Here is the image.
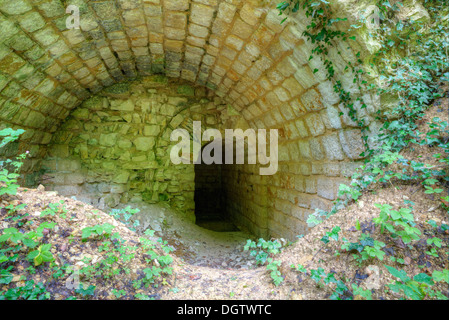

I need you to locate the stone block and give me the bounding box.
[134,137,155,151]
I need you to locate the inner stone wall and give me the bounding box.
[42,77,232,221]
[222,162,268,238]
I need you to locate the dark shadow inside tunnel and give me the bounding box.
[193,143,240,232]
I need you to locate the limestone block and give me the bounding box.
[322,133,345,161]
[191,3,215,27]
[339,129,366,160]
[264,9,286,33]
[317,177,336,200]
[300,89,323,111]
[118,139,132,149]
[294,65,318,89]
[317,81,340,105]
[231,18,253,40]
[304,113,325,137]
[122,9,145,27]
[164,0,189,11]
[113,171,130,184]
[282,77,304,98]
[298,140,311,160]
[54,185,81,196]
[276,57,298,78]
[217,2,237,23]
[134,137,155,151]
[109,99,135,111]
[34,27,59,47]
[99,133,118,147]
[64,172,85,185]
[18,11,45,32]
[144,125,161,136]
[309,138,324,161]
[323,104,342,129]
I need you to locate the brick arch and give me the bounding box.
[0,0,391,239]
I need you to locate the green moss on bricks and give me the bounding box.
[206,83,217,91]
[54,16,69,31]
[24,169,45,188]
[177,85,195,97]
[151,64,165,74]
[141,191,153,203]
[0,101,20,119]
[104,82,130,95]
[82,96,104,110]
[151,75,168,84]
[0,141,19,158]
[227,105,240,116]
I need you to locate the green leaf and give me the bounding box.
[413,273,434,286]
[432,270,449,283]
[27,250,39,260]
[385,265,410,282]
[40,251,54,262]
[34,255,44,266]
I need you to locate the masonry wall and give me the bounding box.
[222,162,268,238]
[42,78,232,222]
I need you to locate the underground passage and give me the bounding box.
[194,147,229,231]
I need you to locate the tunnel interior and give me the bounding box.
[194,160,237,232]
[193,142,244,233]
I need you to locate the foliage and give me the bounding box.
[244,238,283,265]
[341,233,386,265]
[109,206,141,232]
[40,201,68,219]
[27,244,54,267]
[244,238,285,286]
[0,128,27,197]
[0,280,50,300]
[320,226,341,244]
[81,223,115,241]
[385,265,448,300]
[373,204,421,244]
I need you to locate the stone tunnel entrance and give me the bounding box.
[0,0,384,243]
[193,143,241,232]
[194,161,233,232]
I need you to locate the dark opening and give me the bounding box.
[194,144,239,232]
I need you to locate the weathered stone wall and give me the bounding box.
[222,162,268,238]
[42,77,231,222]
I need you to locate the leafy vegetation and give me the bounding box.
[244,238,286,285]
[276,0,448,300]
[0,129,175,300]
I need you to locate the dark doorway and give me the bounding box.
[193,145,239,232]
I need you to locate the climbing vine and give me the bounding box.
[277,0,369,147]
[277,0,449,227]
[271,0,449,300]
